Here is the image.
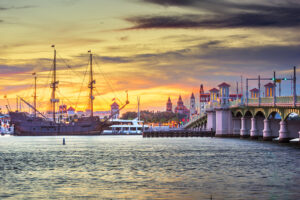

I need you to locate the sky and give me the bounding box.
[0,0,300,113]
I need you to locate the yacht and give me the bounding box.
[102,118,149,135]
[0,115,14,135]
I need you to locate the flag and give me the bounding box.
[112,98,115,101]
[3,95,7,99]
[32,72,36,75]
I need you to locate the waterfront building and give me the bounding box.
[76,110,84,117]
[93,111,111,119]
[111,101,120,119]
[174,95,190,116]
[250,88,259,98]
[59,105,67,114]
[67,107,75,116]
[190,93,197,118]
[209,88,219,103]
[264,82,275,97]
[229,94,243,101]
[218,82,230,105]
[166,97,172,112]
[199,84,210,114]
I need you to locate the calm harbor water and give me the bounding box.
[0,136,299,200]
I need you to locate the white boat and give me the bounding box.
[0,116,14,135]
[102,118,149,135]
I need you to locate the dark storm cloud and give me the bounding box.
[126,8,300,29]
[142,0,299,12]
[198,45,300,67]
[91,43,300,73]
[142,0,201,7]
[129,0,300,29]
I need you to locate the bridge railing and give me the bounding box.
[276,96,293,104]
[229,99,242,107]
[248,98,258,104]
[260,97,273,104]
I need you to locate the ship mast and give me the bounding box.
[88,50,95,117]
[50,45,59,122]
[33,72,37,118]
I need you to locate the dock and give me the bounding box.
[143,130,215,138]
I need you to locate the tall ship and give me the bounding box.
[9,46,128,136]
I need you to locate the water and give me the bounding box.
[0,136,299,200]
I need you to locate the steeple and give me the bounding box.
[190,92,196,118]
[200,84,204,94]
[177,95,183,106]
[166,97,172,112]
[191,93,195,99]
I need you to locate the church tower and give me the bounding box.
[166,97,172,112]
[200,84,204,94]
[190,93,196,118]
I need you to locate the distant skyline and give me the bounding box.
[1,0,300,112]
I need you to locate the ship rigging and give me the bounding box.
[9,45,129,136]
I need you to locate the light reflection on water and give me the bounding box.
[0,136,299,200]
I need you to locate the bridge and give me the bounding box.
[184,67,300,143]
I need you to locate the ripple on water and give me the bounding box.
[0,136,299,200]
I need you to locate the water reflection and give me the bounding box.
[0,136,299,199]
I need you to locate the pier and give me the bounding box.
[143,129,215,138]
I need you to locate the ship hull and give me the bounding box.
[10,112,110,136]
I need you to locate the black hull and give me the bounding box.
[10,112,110,136]
[14,131,102,136]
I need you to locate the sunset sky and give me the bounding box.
[1,0,300,113]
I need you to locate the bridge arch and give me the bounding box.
[267,108,283,120]
[283,109,300,121]
[244,110,253,118]
[254,108,267,118]
[233,109,244,117]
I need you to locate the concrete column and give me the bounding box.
[215,109,230,137]
[232,117,241,137]
[250,117,259,139]
[240,117,249,138]
[279,120,290,143]
[206,111,216,131]
[263,119,272,141]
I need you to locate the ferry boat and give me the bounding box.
[102,118,149,135]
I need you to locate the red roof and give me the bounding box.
[264,82,275,87]
[250,88,259,92]
[200,93,210,97]
[111,102,119,107]
[229,94,243,97]
[67,107,75,111]
[218,82,230,87]
[209,88,219,92]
